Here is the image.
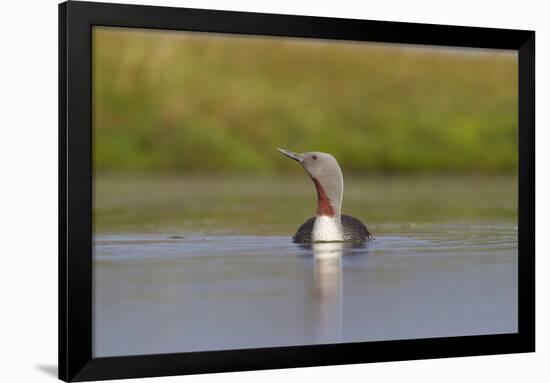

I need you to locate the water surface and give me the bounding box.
[93,176,517,357]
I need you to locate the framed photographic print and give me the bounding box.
[59,1,535,381]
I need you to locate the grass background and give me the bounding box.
[92,27,518,175]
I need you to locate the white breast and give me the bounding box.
[312,216,344,242]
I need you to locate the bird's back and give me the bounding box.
[292,215,373,243]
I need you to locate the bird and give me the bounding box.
[277,148,374,243]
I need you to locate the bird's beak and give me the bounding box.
[277,148,304,162]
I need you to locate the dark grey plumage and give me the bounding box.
[292,215,374,243]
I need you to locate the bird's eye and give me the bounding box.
[312,155,317,160]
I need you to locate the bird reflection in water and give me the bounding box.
[304,242,370,344]
[312,242,344,343]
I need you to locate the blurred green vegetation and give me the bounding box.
[93,175,517,234]
[93,28,518,174]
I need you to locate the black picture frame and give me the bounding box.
[59,1,535,381]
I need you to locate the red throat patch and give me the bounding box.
[312,177,334,217]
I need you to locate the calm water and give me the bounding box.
[93,176,518,357]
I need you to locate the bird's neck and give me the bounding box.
[311,176,343,219]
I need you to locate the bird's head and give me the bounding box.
[277,148,343,217]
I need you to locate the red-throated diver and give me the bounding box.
[278,148,373,243]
